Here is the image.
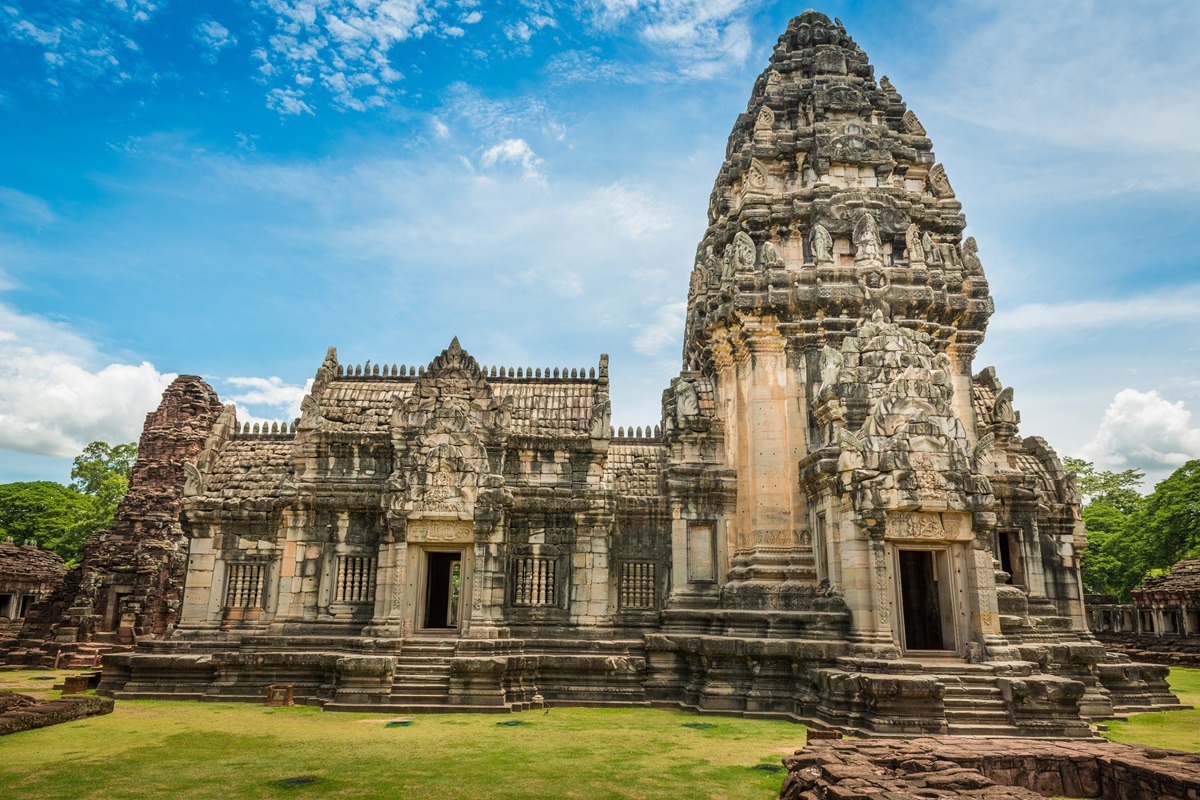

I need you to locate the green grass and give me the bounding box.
[0,671,803,800]
[4,668,1197,799]
[1102,667,1200,752]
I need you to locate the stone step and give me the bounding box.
[324,700,513,714]
[946,723,1022,736]
[944,698,1006,711]
[393,681,451,695]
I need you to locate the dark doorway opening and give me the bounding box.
[424,552,462,630]
[898,550,953,651]
[997,531,1014,583]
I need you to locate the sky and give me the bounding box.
[0,0,1198,491]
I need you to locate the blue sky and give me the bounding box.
[1,0,1198,489]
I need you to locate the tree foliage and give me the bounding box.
[1074,457,1200,600]
[0,440,136,565]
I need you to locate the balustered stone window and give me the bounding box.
[225,563,266,609]
[619,562,656,610]
[336,556,377,604]
[513,557,557,607]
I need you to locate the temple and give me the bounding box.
[9,10,1180,736]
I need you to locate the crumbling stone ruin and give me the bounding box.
[0,541,66,648]
[3,376,224,667]
[778,736,1200,800]
[1091,559,1200,668]
[66,10,1183,735]
[0,691,114,737]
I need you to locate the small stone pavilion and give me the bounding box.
[1090,560,1200,667]
[13,11,1181,736]
[0,541,66,645]
[1090,560,1200,638]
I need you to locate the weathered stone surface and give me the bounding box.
[4,376,224,665]
[81,10,1177,734]
[778,736,1200,800]
[0,692,114,736]
[0,542,66,647]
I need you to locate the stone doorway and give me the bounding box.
[897,549,956,653]
[421,551,462,631]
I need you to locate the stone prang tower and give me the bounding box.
[84,11,1180,736]
[648,9,1167,728]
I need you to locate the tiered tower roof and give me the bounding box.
[683,9,992,370]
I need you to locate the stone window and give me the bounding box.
[619,562,656,609]
[513,557,557,607]
[225,563,266,609]
[0,593,12,618]
[336,556,377,604]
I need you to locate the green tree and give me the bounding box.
[1063,457,1146,514]
[1137,459,1200,571]
[0,481,94,564]
[71,440,137,512]
[1068,457,1149,598]
[0,440,137,565]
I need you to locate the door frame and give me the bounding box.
[890,544,964,657]
[411,544,471,635]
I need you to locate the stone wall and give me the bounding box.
[779,736,1200,800]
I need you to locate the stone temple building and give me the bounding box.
[0,541,66,648]
[38,10,1184,735]
[1089,560,1200,668]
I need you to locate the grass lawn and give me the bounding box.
[1102,667,1200,752]
[3,667,1198,800]
[0,670,803,800]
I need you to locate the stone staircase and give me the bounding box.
[54,642,130,670]
[387,639,459,711]
[941,671,1019,736]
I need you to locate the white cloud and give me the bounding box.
[480,138,544,182]
[194,19,236,63]
[442,82,562,141]
[631,301,685,357]
[582,0,755,80]
[429,116,450,139]
[461,11,482,25]
[3,1,157,88]
[0,187,58,226]
[252,0,433,113]
[222,376,312,423]
[0,297,173,458]
[586,181,678,239]
[927,1,1200,191]
[995,285,1200,332]
[1080,389,1200,472]
[267,86,314,115]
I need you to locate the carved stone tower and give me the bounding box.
[666,9,1055,661]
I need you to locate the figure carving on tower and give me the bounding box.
[811,223,834,266]
[720,245,735,282]
[962,236,983,274]
[922,231,943,265]
[860,269,892,320]
[675,379,700,425]
[589,396,611,439]
[853,213,883,266]
[760,240,782,268]
[733,231,757,272]
[905,223,924,266]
